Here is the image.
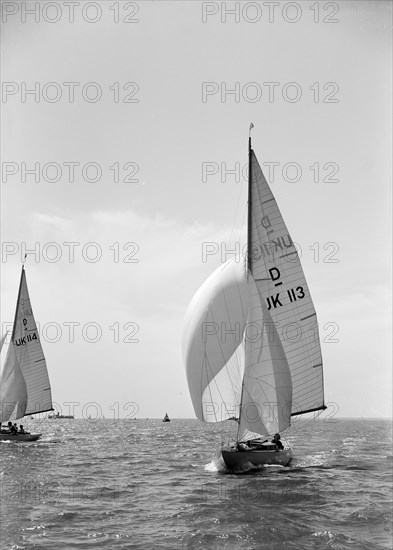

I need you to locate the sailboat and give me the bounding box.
[183,126,326,470]
[48,411,74,419]
[0,266,53,442]
[163,413,170,422]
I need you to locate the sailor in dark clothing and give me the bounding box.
[19,425,25,434]
[271,433,284,450]
[10,423,18,435]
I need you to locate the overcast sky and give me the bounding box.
[1,0,391,419]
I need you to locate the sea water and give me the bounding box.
[0,418,392,549]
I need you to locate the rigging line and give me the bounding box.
[202,308,239,422]
[204,350,237,423]
[204,344,231,423]
[219,259,246,390]
[206,261,245,416]
[205,355,219,423]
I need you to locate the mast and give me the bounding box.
[236,124,254,443]
[247,123,253,277]
[10,265,25,341]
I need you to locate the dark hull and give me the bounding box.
[222,447,292,469]
[0,433,41,442]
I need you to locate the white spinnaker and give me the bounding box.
[238,273,292,441]
[9,269,52,416]
[249,150,325,415]
[0,333,7,352]
[0,343,28,422]
[183,258,248,422]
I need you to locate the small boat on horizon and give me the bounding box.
[0,265,54,442]
[183,125,326,470]
[48,412,74,419]
[163,413,170,422]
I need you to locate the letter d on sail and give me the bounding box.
[269,267,281,284]
[261,216,271,229]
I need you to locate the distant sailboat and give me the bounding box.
[163,413,170,422]
[0,266,53,442]
[48,411,74,419]
[183,126,326,469]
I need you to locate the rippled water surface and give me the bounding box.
[1,418,392,549]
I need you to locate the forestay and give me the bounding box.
[238,272,292,441]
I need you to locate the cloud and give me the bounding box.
[1,206,246,417]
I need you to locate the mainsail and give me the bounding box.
[249,149,325,416]
[0,267,53,422]
[183,133,325,441]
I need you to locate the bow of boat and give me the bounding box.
[0,433,42,442]
[222,446,292,469]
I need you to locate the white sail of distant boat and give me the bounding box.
[0,266,53,441]
[183,126,326,469]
